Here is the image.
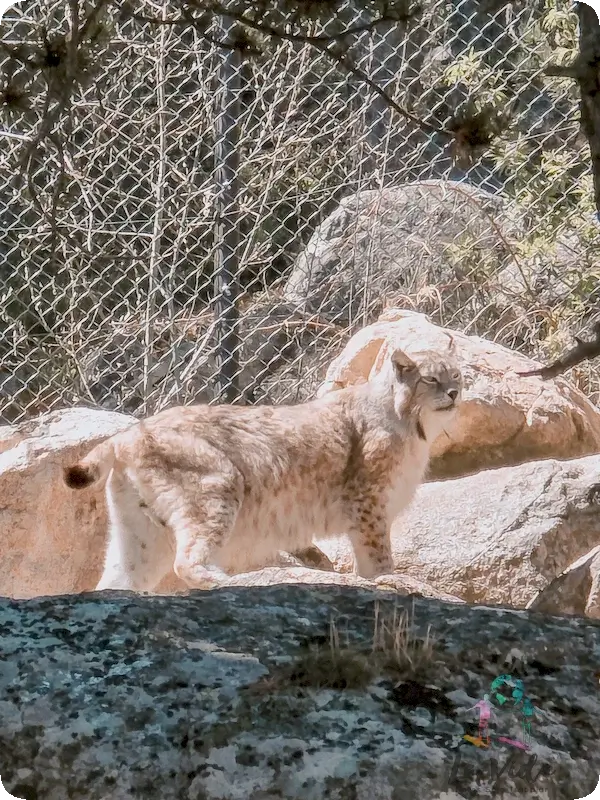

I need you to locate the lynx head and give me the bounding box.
[389,338,462,439]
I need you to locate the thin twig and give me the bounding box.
[517,322,600,379]
[443,181,532,297]
[135,6,416,44]
[158,319,219,408]
[137,5,445,137]
[313,42,445,137]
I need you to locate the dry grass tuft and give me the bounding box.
[370,601,436,679]
[249,601,437,694]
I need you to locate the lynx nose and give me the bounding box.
[447,389,459,402]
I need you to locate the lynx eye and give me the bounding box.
[451,372,461,381]
[421,376,437,384]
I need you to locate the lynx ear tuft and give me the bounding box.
[390,348,418,376]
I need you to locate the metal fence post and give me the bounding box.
[212,14,241,404]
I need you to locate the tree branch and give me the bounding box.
[133,8,406,43]
[544,63,580,79]
[80,0,112,40]
[517,322,600,379]
[313,41,446,136]
[136,3,448,138]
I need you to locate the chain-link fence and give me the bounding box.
[0,0,597,425]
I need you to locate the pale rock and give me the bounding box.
[0,407,134,598]
[283,180,584,351]
[215,566,464,603]
[221,566,377,589]
[372,573,466,603]
[318,308,600,478]
[527,544,600,618]
[274,545,336,572]
[316,454,600,609]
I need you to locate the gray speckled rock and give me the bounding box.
[283,182,515,328]
[0,587,599,800]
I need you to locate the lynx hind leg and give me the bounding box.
[97,469,174,592]
[168,471,243,589]
[346,497,394,580]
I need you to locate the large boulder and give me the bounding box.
[284,180,519,329]
[317,309,600,479]
[0,407,135,598]
[0,588,598,799]
[317,453,600,609]
[526,545,600,619]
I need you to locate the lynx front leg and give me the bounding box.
[347,502,394,580]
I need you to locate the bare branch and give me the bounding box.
[325,48,444,136]
[133,9,403,43]
[544,63,580,79]
[517,322,600,379]
[137,3,447,138]
[15,0,110,257]
[80,0,112,40]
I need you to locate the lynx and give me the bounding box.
[64,344,462,592]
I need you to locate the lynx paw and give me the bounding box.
[177,564,229,590]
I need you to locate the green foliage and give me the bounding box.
[437,0,600,375]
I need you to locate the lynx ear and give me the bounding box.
[390,348,418,377]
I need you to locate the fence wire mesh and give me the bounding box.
[0,0,597,424]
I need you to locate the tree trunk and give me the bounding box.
[574,3,600,217]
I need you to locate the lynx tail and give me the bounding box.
[63,439,115,490]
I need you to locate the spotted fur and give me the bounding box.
[64,346,462,591]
